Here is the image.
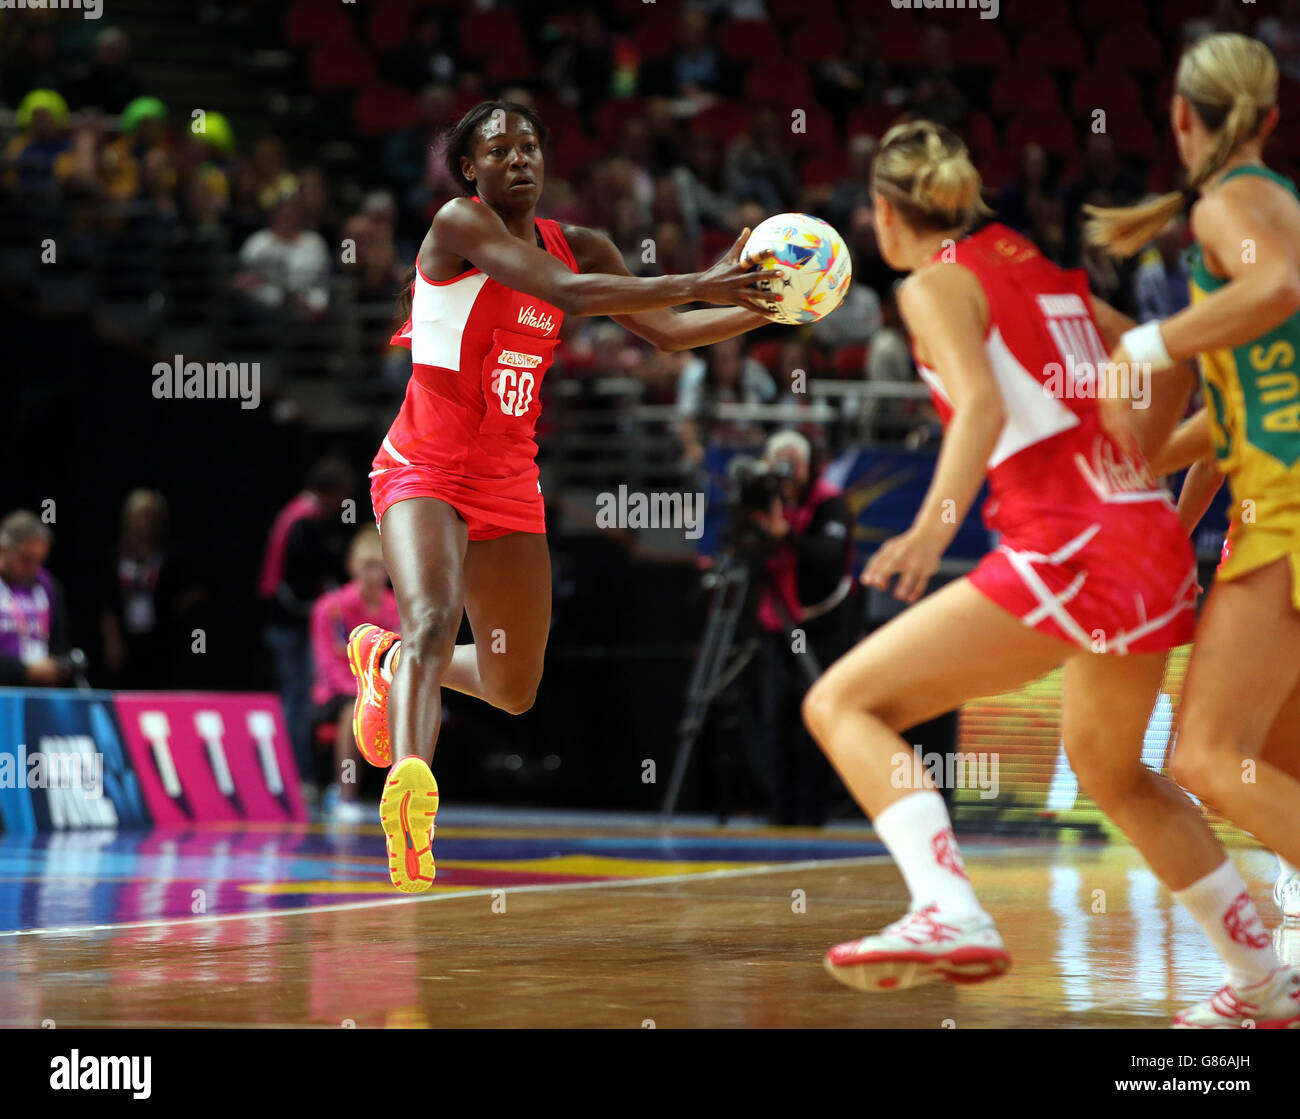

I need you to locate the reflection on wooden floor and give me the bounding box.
[0,820,1292,1028]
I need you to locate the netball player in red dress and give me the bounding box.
[346,101,785,892]
[801,122,1298,1027]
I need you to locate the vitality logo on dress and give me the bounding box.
[517,306,556,334]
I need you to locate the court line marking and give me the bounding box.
[0,854,893,939]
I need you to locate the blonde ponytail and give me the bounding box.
[873,120,991,233]
[1086,33,1278,258]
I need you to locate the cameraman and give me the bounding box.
[0,509,72,687]
[745,432,858,825]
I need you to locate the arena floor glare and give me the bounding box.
[0,819,1289,1029]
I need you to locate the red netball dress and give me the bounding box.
[914,223,1197,653]
[371,195,577,539]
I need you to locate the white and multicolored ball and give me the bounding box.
[744,213,852,325]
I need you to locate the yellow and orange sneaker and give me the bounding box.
[379,755,439,892]
[346,623,399,768]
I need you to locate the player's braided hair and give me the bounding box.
[1086,33,1279,258]
[872,120,991,233]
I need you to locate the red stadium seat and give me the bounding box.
[1002,0,1069,28]
[978,148,1017,191]
[630,16,678,61]
[366,0,415,51]
[876,23,926,67]
[990,68,1062,118]
[801,151,845,187]
[965,111,998,160]
[833,342,868,377]
[309,38,375,92]
[1112,116,1160,159]
[596,98,647,147]
[789,21,848,64]
[744,66,815,107]
[1159,0,1218,36]
[690,100,753,145]
[1006,111,1078,159]
[1146,146,1182,192]
[547,132,602,182]
[949,23,1010,70]
[286,0,353,47]
[747,337,783,371]
[354,82,421,136]
[1075,1,1152,34]
[1096,28,1166,74]
[1071,69,1144,120]
[458,8,528,63]
[485,46,537,84]
[1015,25,1087,72]
[846,104,905,140]
[716,19,784,62]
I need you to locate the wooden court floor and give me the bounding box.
[0,831,1290,1028]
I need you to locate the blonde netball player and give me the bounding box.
[801,120,1299,1028]
[1089,35,1300,997]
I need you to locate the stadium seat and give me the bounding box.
[744,66,815,107]
[784,104,838,152]
[990,68,1062,118]
[596,98,648,147]
[801,151,845,187]
[789,21,848,64]
[748,337,783,371]
[366,0,416,51]
[630,16,678,61]
[717,19,784,63]
[1071,69,1145,120]
[1002,0,1069,28]
[1096,28,1166,73]
[690,100,753,145]
[950,23,1010,70]
[846,103,904,140]
[833,342,868,377]
[1112,116,1160,159]
[354,82,421,136]
[1006,111,1078,159]
[309,38,376,92]
[875,23,926,67]
[965,111,999,160]
[458,8,529,64]
[1014,25,1087,72]
[286,0,354,48]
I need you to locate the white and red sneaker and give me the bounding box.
[823,904,1011,992]
[1172,967,1300,1029]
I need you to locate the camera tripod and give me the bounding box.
[659,553,823,823]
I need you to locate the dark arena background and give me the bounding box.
[0,0,1296,1077]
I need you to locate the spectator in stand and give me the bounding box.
[247,136,296,212]
[233,188,331,320]
[382,10,457,91]
[672,8,728,104]
[542,8,613,128]
[1258,0,1300,82]
[725,104,800,213]
[71,27,142,113]
[340,211,404,300]
[677,335,777,465]
[863,282,920,441]
[1135,215,1191,323]
[0,511,71,688]
[827,135,877,235]
[99,490,204,689]
[297,166,334,245]
[98,96,171,203]
[1,26,61,108]
[1063,133,1143,263]
[384,84,457,216]
[3,90,71,195]
[818,25,890,121]
[672,132,734,238]
[811,255,883,348]
[310,527,400,823]
[259,458,356,796]
[907,27,967,131]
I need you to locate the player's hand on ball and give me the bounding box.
[861,526,943,604]
[694,227,785,313]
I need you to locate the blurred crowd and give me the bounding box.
[8,3,1292,455]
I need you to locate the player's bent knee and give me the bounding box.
[495,687,538,716]
[400,604,461,664]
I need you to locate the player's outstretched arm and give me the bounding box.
[569,227,772,352]
[431,199,781,319]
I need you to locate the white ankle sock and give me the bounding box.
[378,641,399,685]
[871,791,982,918]
[1172,859,1279,989]
[1279,856,1299,879]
